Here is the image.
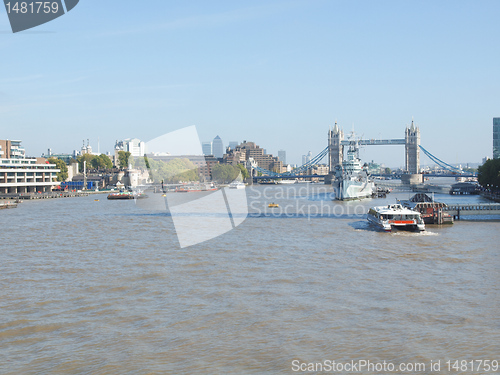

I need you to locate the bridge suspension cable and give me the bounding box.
[419,145,463,174]
[253,146,329,177]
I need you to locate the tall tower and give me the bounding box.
[212,136,224,158]
[405,120,420,174]
[328,121,344,171]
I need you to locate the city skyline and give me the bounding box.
[1,1,499,166]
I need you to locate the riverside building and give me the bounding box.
[0,140,60,194]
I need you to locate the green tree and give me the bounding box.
[147,158,199,183]
[211,164,240,183]
[47,157,68,182]
[384,167,392,174]
[91,154,113,170]
[76,153,95,173]
[236,163,250,179]
[117,151,132,169]
[478,158,500,190]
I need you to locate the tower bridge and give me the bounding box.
[250,119,470,182]
[328,119,420,175]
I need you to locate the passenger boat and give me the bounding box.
[176,184,218,192]
[367,204,425,232]
[229,181,246,189]
[107,191,134,200]
[107,191,147,200]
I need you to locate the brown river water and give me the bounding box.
[1,185,499,374]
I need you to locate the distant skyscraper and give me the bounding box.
[494,118,500,159]
[228,141,239,150]
[212,136,224,158]
[302,151,312,165]
[278,150,286,164]
[202,142,212,156]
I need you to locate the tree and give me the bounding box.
[478,158,500,190]
[384,167,392,174]
[117,151,131,169]
[211,164,240,183]
[236,163,250,179]
[91,154,113,170]
[76,153,95,173]
[48,157,68,182]
[147,158,199,183]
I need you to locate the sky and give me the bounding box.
[0,0,499,167]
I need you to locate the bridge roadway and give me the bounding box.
[254,173,476,180]
[443,203,500,219]
[342,139,406,146]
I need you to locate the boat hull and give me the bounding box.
[334,180,374,200]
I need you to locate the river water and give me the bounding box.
[1,185,499,374]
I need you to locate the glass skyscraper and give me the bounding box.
[202,142,212,156]
[212,136,224,158]
[494,118,500,159]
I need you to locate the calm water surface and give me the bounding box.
[1,186,499,374]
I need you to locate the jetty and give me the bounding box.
[443,203,500,220]
[0,192,89,200]
[0,201,17,209]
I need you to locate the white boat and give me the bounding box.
[367,204,425,232]
[332,133,374,200]
[278,179,297,184]
[229,181,246,189]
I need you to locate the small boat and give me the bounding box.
[268,203,279,208]
[367,204,425,232]
[94,199,99,201]
[107,191,147,200]
[229,181,246,189]
[278,179,297,184]
[107,191,134,200]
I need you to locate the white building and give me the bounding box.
[0,140,59,194]
[115,138,147,157]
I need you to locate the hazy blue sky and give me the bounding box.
[1,0,499,167]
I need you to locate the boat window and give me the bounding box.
[380,215,385,220]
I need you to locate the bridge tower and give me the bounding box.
[405,119,420,174]
[328,121,344,171]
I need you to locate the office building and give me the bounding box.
[494,118,500,159]
[202,142,212,156]
[228,141,239,150]
[0,139,60,194]
[115,138,146,157]
[0,139,25,159]
[302,151,312,166]
[223,141,282,172]
[212,136,224,159]
[278,150,286,164]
